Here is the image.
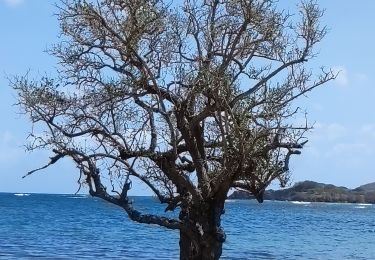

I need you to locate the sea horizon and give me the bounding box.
[1,193,375,259]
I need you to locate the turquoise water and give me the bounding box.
[0,193,374,259]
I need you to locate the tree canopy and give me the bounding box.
[13,0,334,259]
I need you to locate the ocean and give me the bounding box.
[0,193,374,259]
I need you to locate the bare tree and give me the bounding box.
[12,0,334,259]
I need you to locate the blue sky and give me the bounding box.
[0,0,374,194]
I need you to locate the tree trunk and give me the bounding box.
[179,229,223,260]
[178,199,226,260]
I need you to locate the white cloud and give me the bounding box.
[308,123,375,158]
[301,122,348,159]
[355,73,368,82]
[3,0,24,7]
[312,123,347,141]
[332,66,349,87]
[360,124,375,139]
[0,131,14,144]
[0,148,22,163]
[311,103,323,112]
[326,142,373,158]
[292,119,375,187]
[0,131,22,162]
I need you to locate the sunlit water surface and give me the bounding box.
[1,193,374,259]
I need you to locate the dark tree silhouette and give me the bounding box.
[13,0,334,259]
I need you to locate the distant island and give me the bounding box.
[229,181,375,203]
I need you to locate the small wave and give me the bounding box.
[355,206,367,209]
[14,193,30,197]
[325,202,352,206]
[226,199,237,203]
[358,203,372,206]
[67,196,87,199]
[291,201,311,205]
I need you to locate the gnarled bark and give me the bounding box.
[179,199,226,260]
[180,228,224,260]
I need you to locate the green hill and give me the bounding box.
[354,182,375,192]
[229,181,375,203]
